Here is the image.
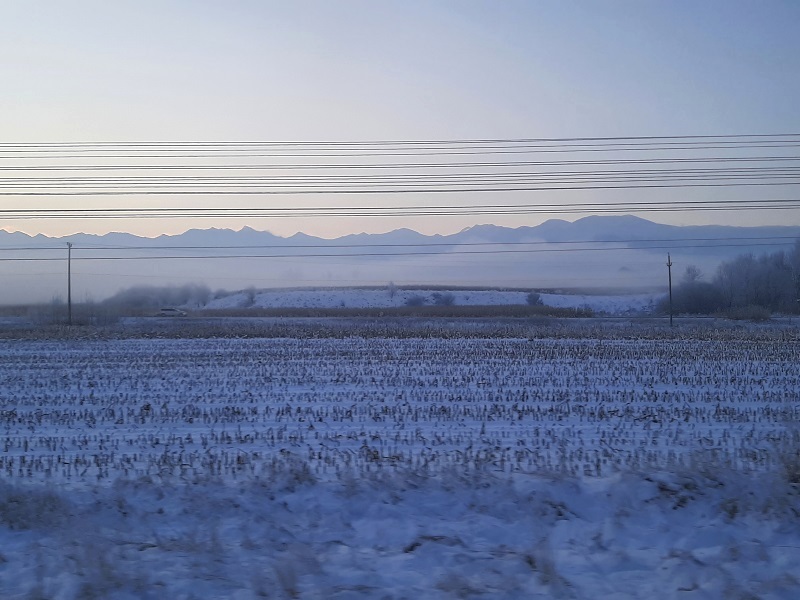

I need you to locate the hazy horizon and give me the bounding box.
[2,212,799,242]
[2,214,797,306]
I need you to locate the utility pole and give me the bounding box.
[67,242,73,326]
[667,253,673,327]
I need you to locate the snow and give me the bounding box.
[538,292,659,315]
[0,328,798,598]
[2,471,798,599]
[203,287,663,315]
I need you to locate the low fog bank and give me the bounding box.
[4,216,792,306]
[0,248,688,307]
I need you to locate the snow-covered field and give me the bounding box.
[1,330,799,598]
[204,288,661,316]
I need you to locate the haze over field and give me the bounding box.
[2,215,799,305]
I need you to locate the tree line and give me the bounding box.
[661,240,800,316]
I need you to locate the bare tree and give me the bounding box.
[682,265,703,284]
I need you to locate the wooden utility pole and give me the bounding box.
[67,242,73,326]
[667,253,673,327]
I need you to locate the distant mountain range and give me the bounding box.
[1,215,798,304]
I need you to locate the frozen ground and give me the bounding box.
[1,327,798,598]
[203,288,661,315]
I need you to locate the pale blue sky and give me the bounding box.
[2,0,799,237]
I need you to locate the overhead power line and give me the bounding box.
[0,242,794,262]
[4,156,800,172]
[2,167,800,190]
[0,135,798,227]
[0,237,796,263]
[2,144,800,158]
[1,198,798,219]
[0,135,798,199]
[1,134,800,153]
[0,133,799,144]
[2,182,800,196]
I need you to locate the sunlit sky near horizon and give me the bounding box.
[2,0,800,239]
